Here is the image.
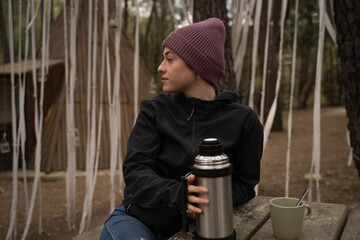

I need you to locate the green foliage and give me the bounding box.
[0,0,64,65]
[279,0,342,108]
[1,0,343,108]
[124,0,187,92]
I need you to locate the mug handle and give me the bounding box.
[303,204,312,220]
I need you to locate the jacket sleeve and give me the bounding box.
[232,110,263,206]
[122,100,182,235]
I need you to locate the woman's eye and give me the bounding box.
[166,58,173,62]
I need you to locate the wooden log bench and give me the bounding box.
[340,206,360,240]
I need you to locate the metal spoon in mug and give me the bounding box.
[245,188,309,240]
[296,188,309,206]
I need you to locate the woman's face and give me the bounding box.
[157,47,197,94]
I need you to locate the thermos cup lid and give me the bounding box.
[198,138,224,156]
[193,138,232,177]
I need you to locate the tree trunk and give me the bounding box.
[264,0,283,131]
[193,0,235,92]
[297,1,316,109]
[298,55,316,109]
[297,31,314,108]
[0,0,10,63]
[143,1,156,64]
[334,0,360,177]
[257,0,268,77]
[123,0,128,32]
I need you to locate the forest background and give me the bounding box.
[0,0,344,111]
[0,0,359,239]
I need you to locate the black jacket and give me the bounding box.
[123,91,263,237]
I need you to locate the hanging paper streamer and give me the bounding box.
[64,0,79,231]
[285,0,299,197]
[346,129,353,166]
[79,0,100,234]
[133,0,140,121]
[308,0,326,203]
[263,0,288,150]
[260,0,274,124]
[234,1,255,92]
[21,0,52,237]
[231,0,246,58]
[5,0,20,239]
[248,0,263,109]
[180,0,191,24]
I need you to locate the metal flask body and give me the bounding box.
[193,138,234,240]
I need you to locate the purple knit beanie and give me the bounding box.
[162,18,225,86]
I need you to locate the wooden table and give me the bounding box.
[170,196,348,240]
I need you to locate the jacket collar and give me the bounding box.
[173,91,238,114]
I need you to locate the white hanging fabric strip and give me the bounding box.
[22,0,49,237]
[259,0,273,124]
[325,12,337,45]
[85,0,94,186]
[21,1,41,237]
[38,0,52,235]
[79,0,94,232]
[346,129,353,166]
[45,0,52,74]
[231,0,246,58]
[248,0,263,109]
[167,0,178,26]
[63,0,71,229]
[38,178,43,235]
[188,0,193,22]
[5,0,19,239]
[20,0,31,218]
[64,0,78,230]
[84,0,106,232]
[110,0,123,212]
[133,0,140,122]
[91,15,107,211]
[234,1,255,92]
[25,0,42,31]
[308,0,326,203]
[180,0,191,24]
[263,0,288,150]
[285,0,299,197]
[79,0,100,234]
[109,0,119,213]
[116,2,124,196]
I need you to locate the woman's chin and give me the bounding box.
[162,86,176,93]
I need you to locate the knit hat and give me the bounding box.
[162,18,225,86]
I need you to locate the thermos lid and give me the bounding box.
[193,138,232,176]
[198,138,223,156]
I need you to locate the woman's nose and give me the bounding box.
[158,60,165,73]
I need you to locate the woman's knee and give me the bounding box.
[100,205,155,240]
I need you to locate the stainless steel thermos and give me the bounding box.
[181,138,235,240]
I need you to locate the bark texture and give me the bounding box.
[334,0,360,176]
[193,0,236,92]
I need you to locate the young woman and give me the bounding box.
[100,17,263,240]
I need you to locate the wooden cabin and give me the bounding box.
[28,0,154,172]
[0,59,65,171]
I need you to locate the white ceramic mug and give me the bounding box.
[270,197,312,240]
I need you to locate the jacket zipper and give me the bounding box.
[188,106,196,158]
[187,106,194,121]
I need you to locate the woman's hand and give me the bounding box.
[186,174,209,219]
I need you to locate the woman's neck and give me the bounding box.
[183,78,216,101]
